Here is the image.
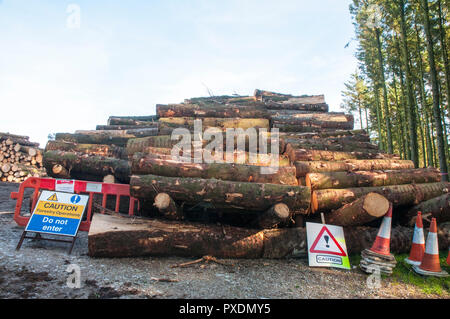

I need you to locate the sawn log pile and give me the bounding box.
[0,132,46,183]
[40,89,450,258]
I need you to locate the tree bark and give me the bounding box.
[46,141,127,159]
[294,159,415,177]
[131,153,298,185]
[311,182,450,213]
[107,115,158,126]
[271,113,354,132]
[305,168,440,190]
[279,130,368,141]
[404,193,450,227]
[55,133,131,147]
[158,117,270,131]
[130,174,311,214]
[156,103,270,119]
[286,147,396,162]
[87,213,450,258]
[325,193,390,227]
[76,128,158,138]
[96,124,158,130]
[43,150,131,183]
[421,0,449,181]
[284,139,379,153]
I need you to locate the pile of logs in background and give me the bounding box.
[38,89,450,258]
[0,133,46,183]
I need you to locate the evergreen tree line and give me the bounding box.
[341,0,450,181]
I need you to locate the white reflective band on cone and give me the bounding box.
[377,217,392,239]
[412,227,425,244]
[425,232,439,255]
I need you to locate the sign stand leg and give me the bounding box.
[68,236,77,255]
[16,230,27,251]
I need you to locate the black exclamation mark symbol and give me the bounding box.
[324,235,330,248]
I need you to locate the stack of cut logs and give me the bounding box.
[0,133,46,183]
[41,89,450,258]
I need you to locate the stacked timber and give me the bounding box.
[38,89,450,259]
[42,116,158,183]
[0,133,46,183]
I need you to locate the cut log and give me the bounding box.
[52,164,71,179]
[55,133,131,147]
[107,115,159,126]
[46,141,127,159]
[404,193,450,227]
[87,213,450,258]
[285,139,379,152]
[159,117,269,129]
[130,174,311,214]
[272,113,354,132]
[286,147,395,162]
[185,95,256,104]
[325,193,390,226]
[305,168,441,190]
[96,124,158,130]
[154,193,183,221]
[1,163,10,173]
[156,103,270,119]
[294,159,415,177]
[131,154,298,185]
[75,128,158,138]
[311,182,450,213]
[103,174,116,184]
[256,203,291,229]
[43,150,131,182]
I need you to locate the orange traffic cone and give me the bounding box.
[405,211,425,266]
[369,204,393,257]
[413,218,448,277]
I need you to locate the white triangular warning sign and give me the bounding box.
[309,226,346,256]
[47,193,58,201]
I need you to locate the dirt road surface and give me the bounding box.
[0,182,447,299]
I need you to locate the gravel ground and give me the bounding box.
[0,182,448,299]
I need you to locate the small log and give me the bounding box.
[1,163,10,173]
[256,203,291,229]
[325,193,390,226]
[154,193,182,220]
[103,174,116,184]
[311,182,450,213]
[52,164,71,179]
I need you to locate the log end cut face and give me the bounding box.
[362,192,390,218]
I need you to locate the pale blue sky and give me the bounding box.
[0,0,357,146]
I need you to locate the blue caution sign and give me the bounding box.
[25,191,88,237]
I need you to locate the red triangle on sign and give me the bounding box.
[309,226,347,256]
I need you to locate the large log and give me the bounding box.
[280,130,368,140]
[325,193,390,226]
[159,117,269,129]
[294,159,415,177]
[311,182,450,213]
[43,150,131,182]
[87,213,450,258]
[127,134,284,157]
[46,141,127,159]
[55,133,131,147]
[131,153,298,185]
[305,168,441,190]
[156,102,270,119]
[96,124,158,130]
[286,147,395,162]
[107,115,159,126]
[75,128,158,138]
[285,139,379,153]
[185,95,255,104]
[404,193,450,227]
[130,174,311,214]
[272,113,354,132]
[256,203,291,229]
